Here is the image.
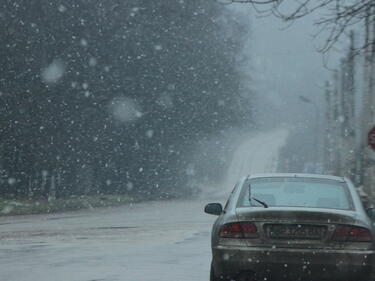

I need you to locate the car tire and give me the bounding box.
[210,263,221,281]
[210,265,252,281]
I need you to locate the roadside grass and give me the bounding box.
[0,194,141,216]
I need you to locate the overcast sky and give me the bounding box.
[227,3,343,130]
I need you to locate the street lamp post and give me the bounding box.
[299,95,320,173]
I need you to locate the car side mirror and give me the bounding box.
[204,203,223,216]
[366,208,375,220]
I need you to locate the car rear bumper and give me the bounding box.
[212,245,374,281]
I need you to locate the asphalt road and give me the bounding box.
[0,130,288,281]
[0,200,215,281]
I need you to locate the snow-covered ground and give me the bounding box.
[0,129,288,281]
[201,129,288,198]
[225,129,288,187]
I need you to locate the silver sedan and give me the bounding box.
[205,173,375,281]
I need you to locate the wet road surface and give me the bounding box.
[0,200,215,281]
[0,130,287,281]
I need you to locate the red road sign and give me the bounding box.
[368,126,375,151]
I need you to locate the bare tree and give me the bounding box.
[221,0,375,53]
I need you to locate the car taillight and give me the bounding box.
[219,222,258,239]
[332,225,372,242]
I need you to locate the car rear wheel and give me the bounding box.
[210,264,256,281]
[210,263,221,281]
[363,275,374,281]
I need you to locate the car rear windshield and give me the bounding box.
[238,177,354,210]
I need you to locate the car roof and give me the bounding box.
[246,173,346,183]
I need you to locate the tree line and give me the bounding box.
[324,10,375,197]
[0,1,252,199]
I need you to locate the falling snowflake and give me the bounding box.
[7,177,16,185]
[157,92,173,108]
[146,130,154,138]
[109,97,143,123]
[58,5,67,12]
[154,44,163,51]
[89,57,97,67]
[41,60,65,84]
[80,38,88,47]
[126,182,134,191]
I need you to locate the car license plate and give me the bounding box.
[267,224,326,239]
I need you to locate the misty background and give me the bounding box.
[0,0,343,209]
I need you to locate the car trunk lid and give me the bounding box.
[236,207,358,248]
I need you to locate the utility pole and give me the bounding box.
[299,95,320,172]
[347,31,356,181]
[332,69,341,176]
[324,81,333,174]
[338,58,348,178]
[335,32,357,182]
